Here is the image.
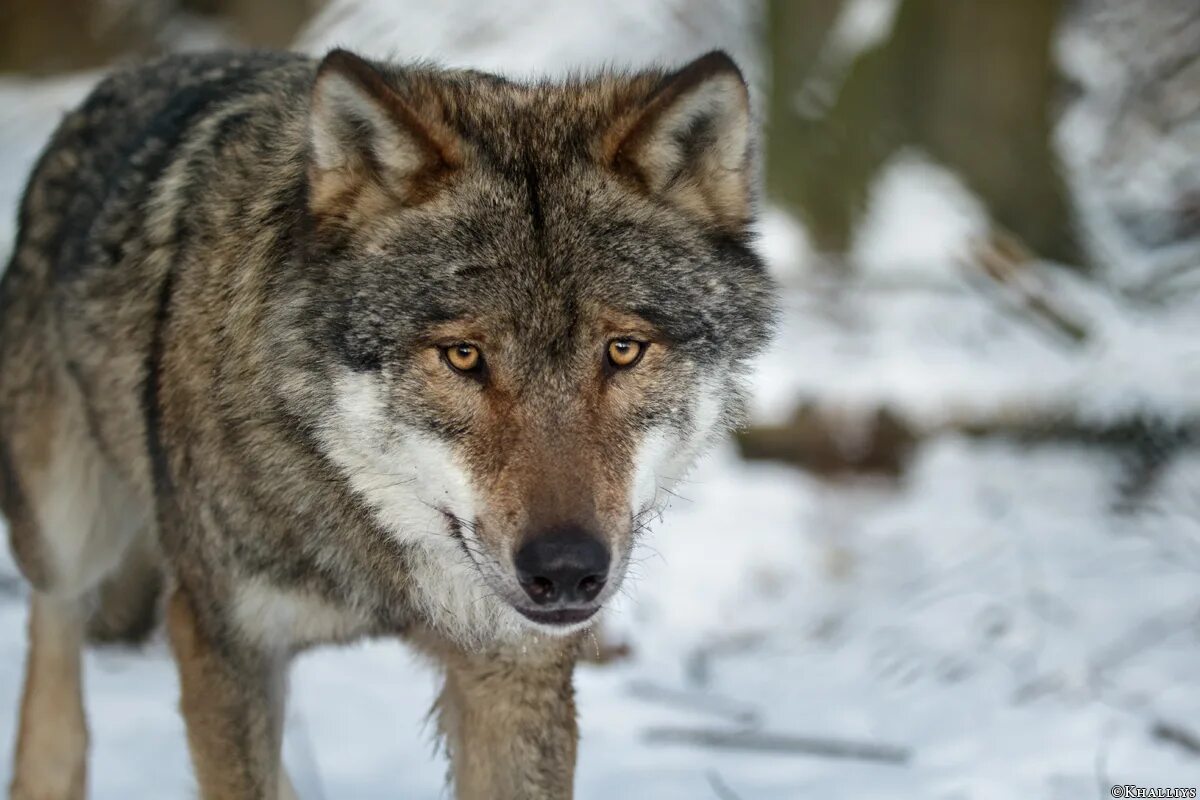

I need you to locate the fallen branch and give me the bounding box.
[628,680,760,726]
[1153,720,1200,758]
[735,401,1199,500]
[966,231,1091,345]
[685,631,769,687]
[706,770,745,800]
[644,726,911,765]
[733,404,915,480]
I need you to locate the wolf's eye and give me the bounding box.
[606,339,645,370]
[443,343,482,374]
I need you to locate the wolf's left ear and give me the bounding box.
[308,49,460,215]
[609,51,753,232]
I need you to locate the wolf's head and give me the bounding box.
[294,49,774,643]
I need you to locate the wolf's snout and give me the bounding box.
[514,527,610,608]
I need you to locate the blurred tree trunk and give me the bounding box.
[181,0,321,48]
[0,0,320,74]
[767,0,1083,267]
[0,0,156,73]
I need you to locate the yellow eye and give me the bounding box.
[444,343,482,373]
[607,339,644,369]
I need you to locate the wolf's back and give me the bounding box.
[3,50,307,292]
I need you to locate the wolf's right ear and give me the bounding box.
[608,51,753,233]
[308,50,460,215]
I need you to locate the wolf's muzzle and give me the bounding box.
[514,526,609,622]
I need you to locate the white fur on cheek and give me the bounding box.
[320,371,474,533]
[631,379,726,515]
[318,370,527,646]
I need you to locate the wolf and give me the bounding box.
[0,46,774,799]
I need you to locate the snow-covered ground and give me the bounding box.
[1,2,1199,797]
[1,420,1198,798]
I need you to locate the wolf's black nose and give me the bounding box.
[515,527,610,606]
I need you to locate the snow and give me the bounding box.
[1,2,1199,797]
[826,0,900,62]
[851,150,990,283]
[750,264,1200,430]
[297,0,763,88]
[2,437,1197,797]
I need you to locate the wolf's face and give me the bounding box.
[298,50,773,643]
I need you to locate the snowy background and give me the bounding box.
[1,1,1199,797]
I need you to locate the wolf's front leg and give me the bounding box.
[434,638,579,800]
[166,586,291,800]
[10,595,88,800]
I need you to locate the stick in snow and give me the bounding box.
[628,680,760,726]
[644,726,911,765]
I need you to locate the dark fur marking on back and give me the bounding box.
[142,265,177,505]
[52,54,296,281]
[523,155,545,235]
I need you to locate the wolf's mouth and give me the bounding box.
[514,606,600,626]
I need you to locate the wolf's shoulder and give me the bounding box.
[15,50,313,282]
[55,49,313,164]
[86,49,313,113]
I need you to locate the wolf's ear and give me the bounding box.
[308,49,459,215]
[609,51,753,232]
